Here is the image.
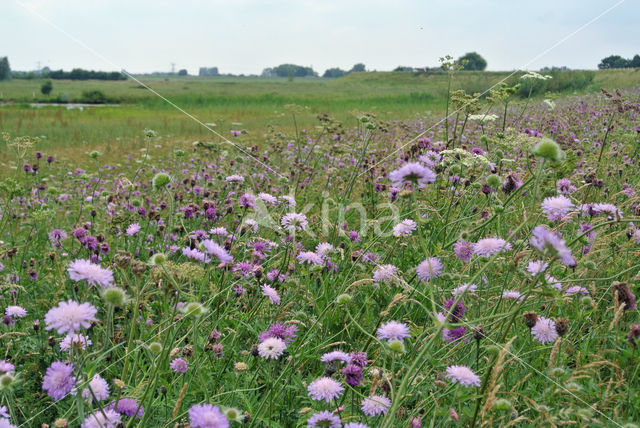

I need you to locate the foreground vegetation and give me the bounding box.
[0,65,640,426]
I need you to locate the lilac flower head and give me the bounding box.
[530,225,576,267]
[541,196,574,221]
[5,306,26,318]
[361,395,391,416]
[452,283,477,296]
[257,337,287,359]
[45,300,98,335]
[107,398,144,419]
[377,321,410,342]
[67,259,114,288]
[188,403,230,428]
[307,411,341,428]
[81,374,110,402]
[0,361,14,374]
[531,317,558,343]
[261,284,281,305]
[373,264,398,283]
[259,323,298,343]
[389,162,436,188]
[297,251,323,265]
[393,219,417,237]
[201,240,233,265]
[307,377,344,402]
[445,365,481,387]
[81,409,121,428]
[526,260,548,275]
[565,286,589,295]
[443,298,467,322]
[416,257,443,281]
[453,241,474,262]
[556,178,576,195]
[170,358,188,373]
[42,361,76,401]
[473,237,512,257]
[126,223,141,236]
[321,350,352,364]
[281,212,308,232]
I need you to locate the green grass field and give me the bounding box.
[1,69,638,166]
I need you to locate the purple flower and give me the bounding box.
[350,351,368,368]
[44,300,98,335]
[556,178,576,195]
[67,259,114,288]
[297,251,324,265]
[201,240,233,265]
[445,365,480,387]
[108,398,144,419]
[281,212,308,232]
[48,229,68,247]
[307,411,341,428]
[42,361,76,401]
[170,358,188,373]
[259,323,298,343]
[5,306,26,318]
[81,409,121,428]
[257,337,287,360]
[377,321,410,342]
[530,225,576,266]
[261,284,281,305]
[0,360,14,374]
[188,404,229,428]
[443,298,467,322]
[393,219,417,237]
[361,395,391,416]
[541,196,574,221]
[389,162,436,188]
[373,264,398,283]
[531,317,558,344]
[473,237,512,257]
[308,377,344,402]
[342,363,363,386]
[526,260,548,275]
[416,257,443,281]
[453,241,474,262]
[126,223,141,236]
[321,350,351,364]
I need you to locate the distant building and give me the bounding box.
[199,67,219,76]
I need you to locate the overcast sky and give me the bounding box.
[2,0,638,75]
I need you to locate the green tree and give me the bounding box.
[458,52,487,71]
[631,55,640,68]
[350,63,366,73]
[40,80,53,96]
[598,55,630,69]
[322,67,347,78]
[0,57,11,80]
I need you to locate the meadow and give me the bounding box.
[0,70,640,427]
[0,68,637,165]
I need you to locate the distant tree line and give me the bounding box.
[322,63,366,78]
[598,54,640,69]
[46,69,127,80]
[11,67,126,80]
[261,64,318,78]
[394,52,487,72]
